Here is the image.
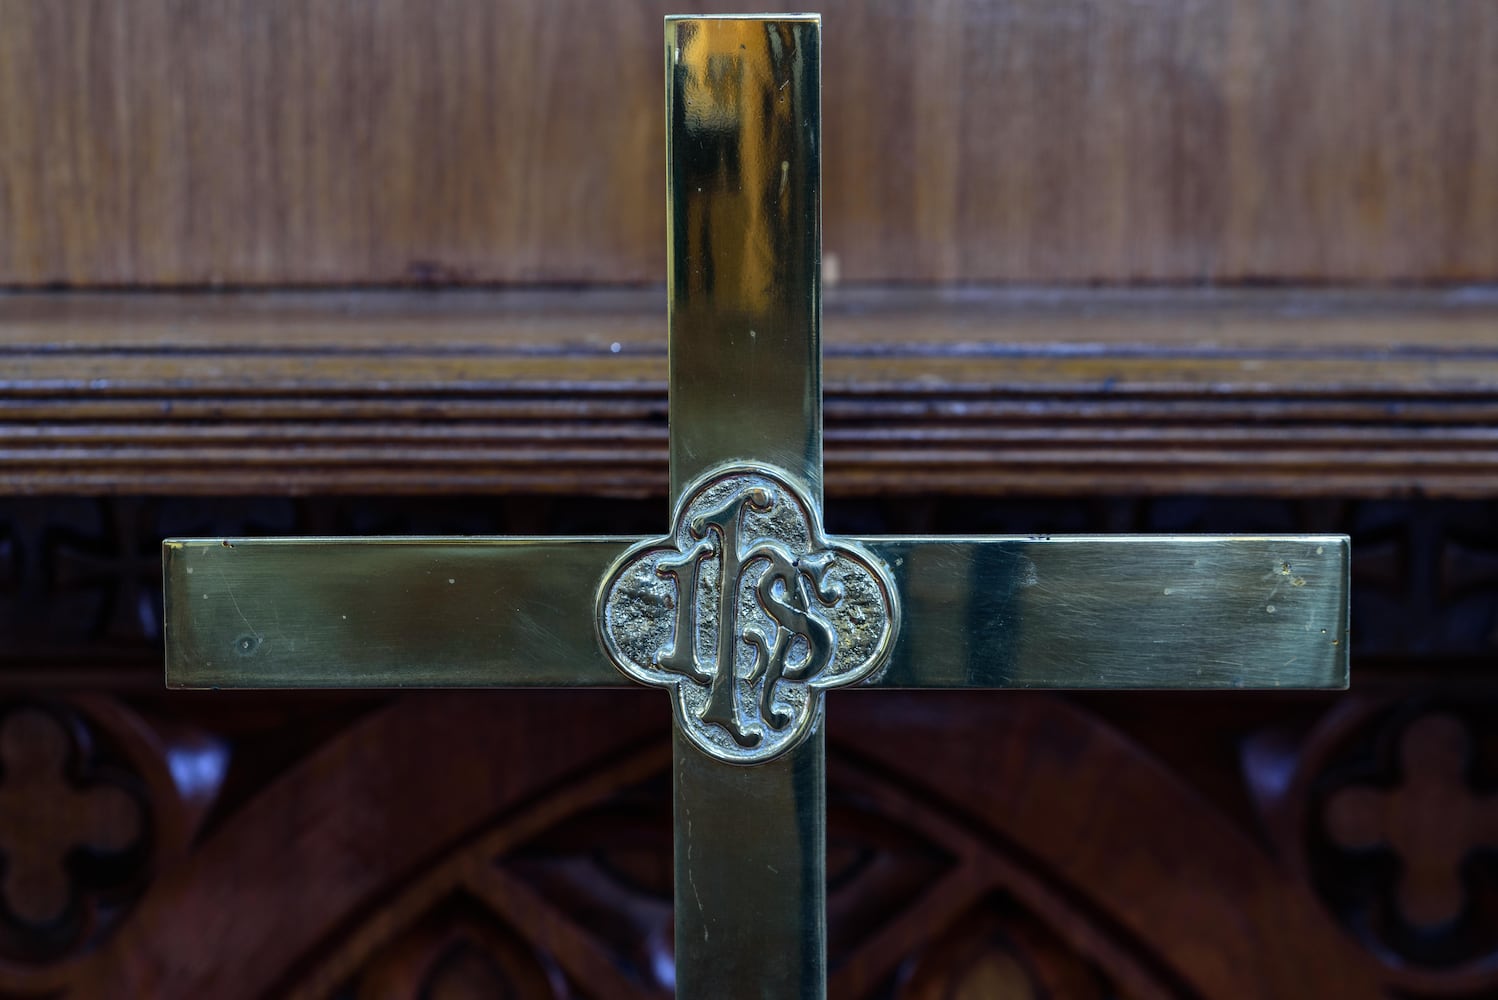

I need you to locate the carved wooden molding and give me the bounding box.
[36,690,1378,999]
[3,287,1496,497]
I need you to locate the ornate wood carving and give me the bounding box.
[339,902,567,1000]
[25,686,1492,998]
[47,500,164,644]
[0,705,142,942]
[1246,694,1498,997]
[1323,714,1494,933]
[0,695,220,996]
[13,692,1216,999]
[896,898,1121,1000]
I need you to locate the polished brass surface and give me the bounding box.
[866,535,1349,690]
[674,725,825,998]
[164,538,637,688]
[667,13,822,505]
[166,532,1348,693]
[666,17,828,998]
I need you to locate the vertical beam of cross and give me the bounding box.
[665,15,826,998]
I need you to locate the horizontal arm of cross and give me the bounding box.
[164,537,638,688]
[868,534,1347,690]
[165,533,1347,691]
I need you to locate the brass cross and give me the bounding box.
[163,15,1349,998]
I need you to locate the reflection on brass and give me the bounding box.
[667,14,822,504]
[599,464,897,764]
[866,535,1348,690]
[673,724,825,998]
[164,531,1346,693]
[162,14,1350,1000]
[164,537,637,689]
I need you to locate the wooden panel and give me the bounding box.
[1,0,1493,287]
[5,687,1463,999]
[2,287,1497,497]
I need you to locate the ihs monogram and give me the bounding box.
[598,466,898,764]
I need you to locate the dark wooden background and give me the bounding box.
[3,2,1497,998]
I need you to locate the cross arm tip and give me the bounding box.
[860,533,1351,691]
[161,537,640,690]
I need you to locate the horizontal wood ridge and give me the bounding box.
[3,287,1496,497]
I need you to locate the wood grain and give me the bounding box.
[3,286,1496,497]
[0,0,1493,287]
